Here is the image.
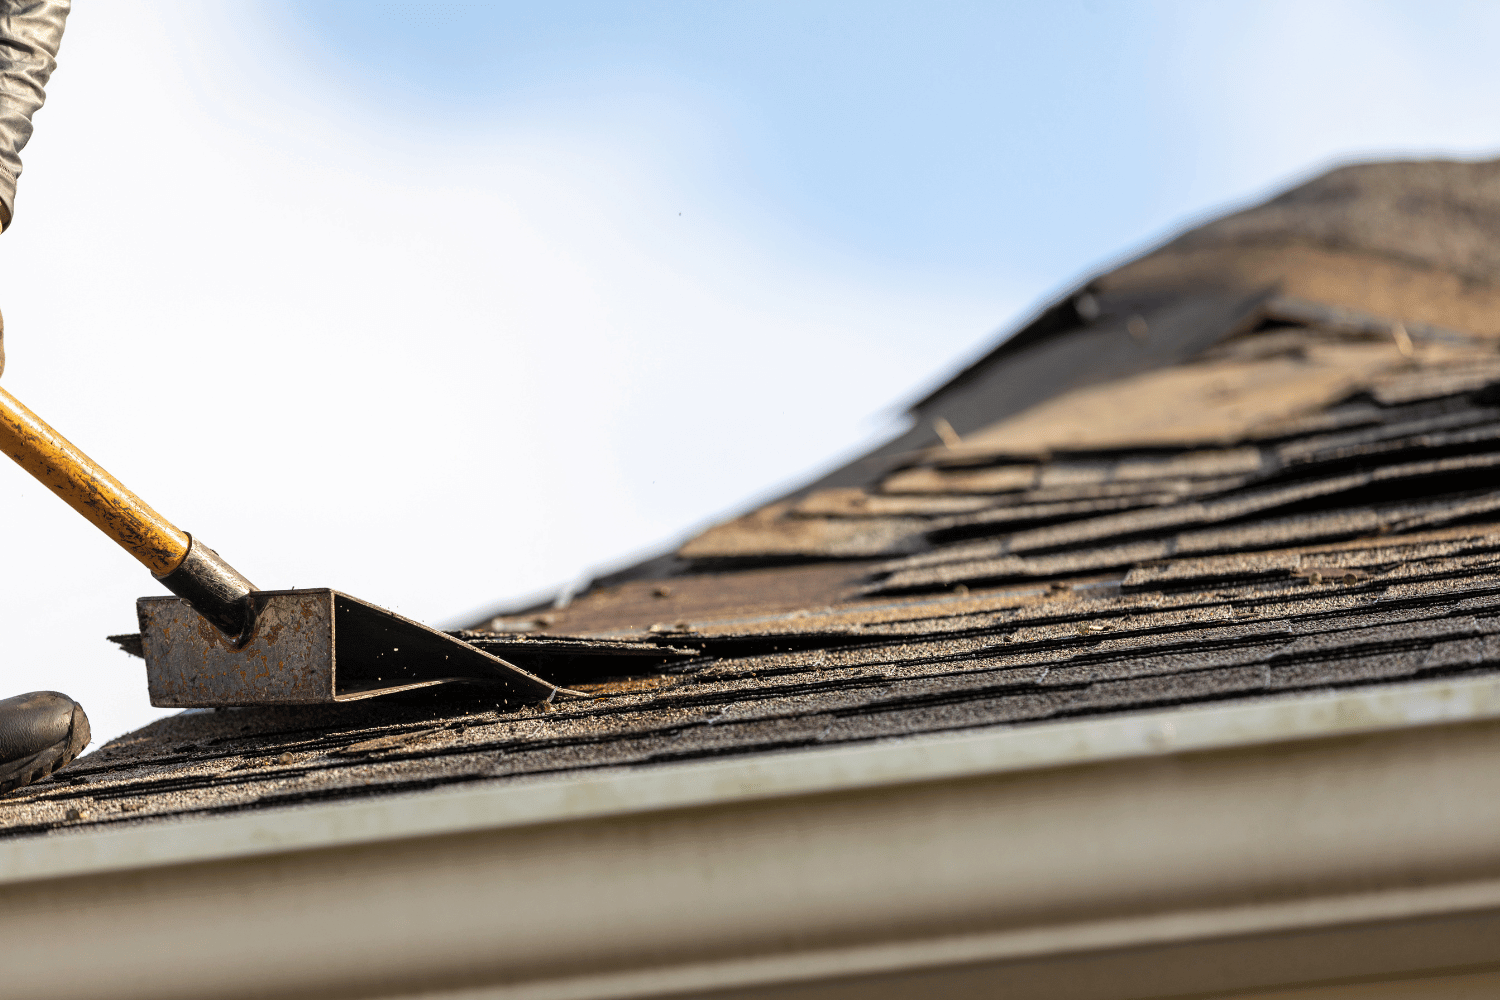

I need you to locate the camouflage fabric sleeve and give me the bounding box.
[0,0,67,377]
[0,0,67,229]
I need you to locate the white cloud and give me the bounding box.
[1156,0,1500,214]
[0,2,1017,745]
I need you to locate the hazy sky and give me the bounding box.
[2,1,1497,745]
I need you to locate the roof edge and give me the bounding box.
[4,677,1500,999]
[4,671,1500,886]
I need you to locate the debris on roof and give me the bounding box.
[9,156,1500,838]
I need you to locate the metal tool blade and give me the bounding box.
[139,589,562,707]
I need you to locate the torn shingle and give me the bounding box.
[18,157,1500,839]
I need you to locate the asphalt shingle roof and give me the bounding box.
[8,157,1500,838]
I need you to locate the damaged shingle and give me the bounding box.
[17,157,1500,839]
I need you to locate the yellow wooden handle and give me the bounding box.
[0,385,190,575]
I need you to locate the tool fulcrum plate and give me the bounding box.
[138,588,563,707]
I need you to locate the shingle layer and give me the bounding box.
[8,158,1500,837]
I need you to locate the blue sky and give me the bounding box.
[277,1,1500,297]
[279,1,1180,288]
[3,1,1499,743]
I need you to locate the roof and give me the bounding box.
[8,156,1500,837]
[9,675,1500,1000]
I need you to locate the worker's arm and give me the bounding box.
[0,0,69,378]
[0,0,68,232]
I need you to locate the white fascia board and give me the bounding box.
[2,671,1498,886]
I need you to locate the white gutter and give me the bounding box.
[2,675,1500,999]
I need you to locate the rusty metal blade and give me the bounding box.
[139,589,561,707]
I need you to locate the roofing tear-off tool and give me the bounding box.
[0,385,564,707]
